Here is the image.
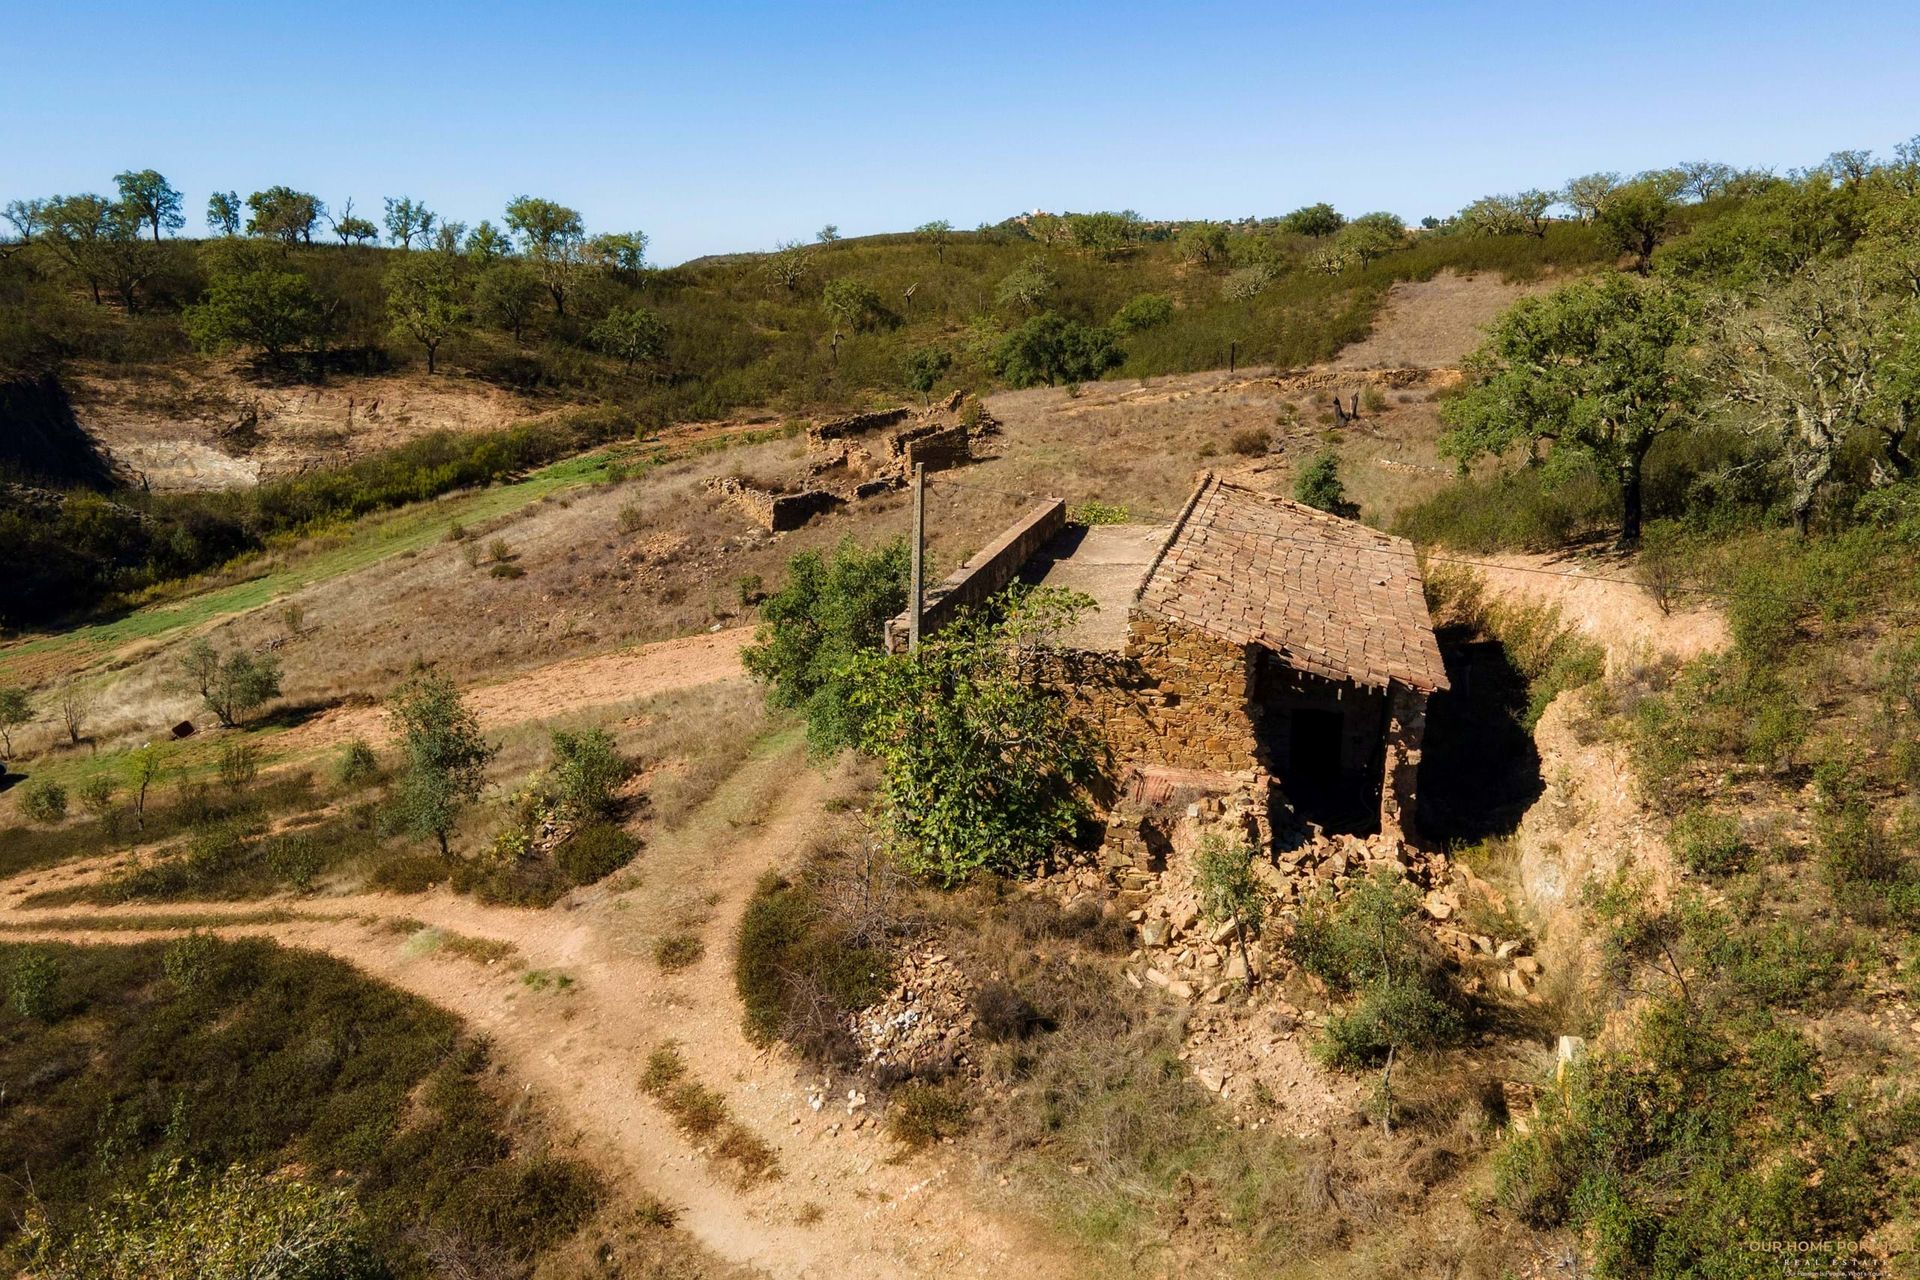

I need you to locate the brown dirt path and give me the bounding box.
[0,748,1077,1280]
[1469,549,1728,667]
[280,626,756,754]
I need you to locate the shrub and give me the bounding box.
[20,779,67,825]
[736,871,892,1062]
[337,738,381,786]
[1193,833,1266,979]
[1293,449,1355,515]
[654,931,705,972]
[989,313,1124,388]
[971,980,1047,1042]
[217,738,259,790]
[1285,870,1461,1127]
[1067,500,1130,526]
[1111,292,1174,333]
[886,1081,973,1149]
[162,930,221,994]
[7,949,59,1020]
[25,1159,378,1280]
[1228,427,1270,456]
[1360,384,1388,414]
[548,728,628,819]
[77,774,118,828]
[617,502,646,534]
[488,561,524,579]
[1495,999,1894,1278]
[553,822,637,887]
[847,591,1100,885]
[1671,807,1746,876]
[641,1042,688,1093]
[741,537,908,755]
[368,851,454,894]
[266,834,325,892]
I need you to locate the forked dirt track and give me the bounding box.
[0,628,1073,1280]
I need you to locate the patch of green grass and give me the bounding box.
[0,447,637,687]
[519,968,574,993]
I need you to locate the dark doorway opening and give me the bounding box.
[1285,708,1376,835]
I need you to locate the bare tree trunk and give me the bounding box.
[1380,1044,1396,1135]
[1619,445,1646,546]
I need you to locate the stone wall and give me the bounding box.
[884,499,1065,651]
[805,406,911,448]
[1048,615,1264,775]
[705,476,844,532]
[1379,681,1429,841]
[885,421,971,474]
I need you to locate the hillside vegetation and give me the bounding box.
[0,936,603,1278]
[0,178,1627,629]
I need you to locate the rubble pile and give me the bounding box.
[1072,785,1544,1009]
[847,946,976,1078]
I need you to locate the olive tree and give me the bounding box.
[185,242,327,366]
[1561,171,1622,223]
[1281,202,1345,237]
[0,685,31,757]
[589,305,668,373]
[385,252,470,374]
[245,186,324,245]
[917,218,953,262]
[180,638,282,726]
[476,260,542,342]
[903,346,952,407]
[503,195,586,315]
[382,196,436,249]
[591,229,649,272]
[205,190,242,237]
[112,169,183,242]
[1443,273,1704,544]
[1596,178,1677,272]
[821,278,892,333]
[1707,261,1920,533]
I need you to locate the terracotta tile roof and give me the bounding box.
[1135,473,1449,692]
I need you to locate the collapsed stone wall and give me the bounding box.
[886,421,971,473]
[804,406,911,449]
[705,476,844,532]
[1267,366,1461,394]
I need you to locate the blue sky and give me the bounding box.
[5,1,1918,263]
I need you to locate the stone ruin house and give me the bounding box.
[889,471,1449,849]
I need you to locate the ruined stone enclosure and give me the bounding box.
[705,394,995,534]
[900,471,1449,846]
